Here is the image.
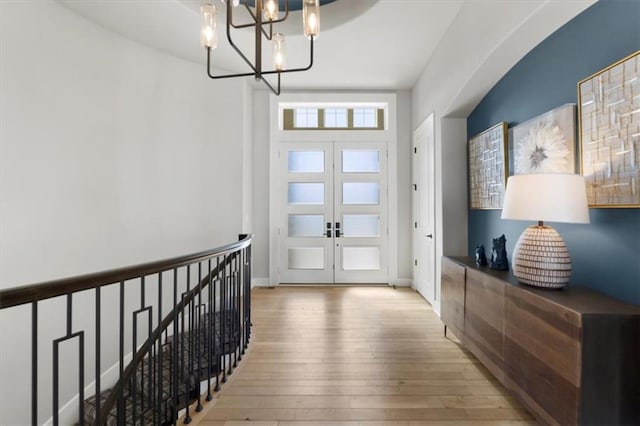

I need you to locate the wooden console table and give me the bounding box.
[441,256,639,425]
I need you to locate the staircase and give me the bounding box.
[0,235,252,426]
[82,310,240,425]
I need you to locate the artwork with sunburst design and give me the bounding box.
[579,51,640,207]
[512,104,576,175]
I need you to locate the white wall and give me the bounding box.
[251,90,271,283]
[395,91,413,281]
[0,1,248,423]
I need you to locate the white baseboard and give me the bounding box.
[251,278,272,287]
[252,278,413,287]
[390,278,412,287]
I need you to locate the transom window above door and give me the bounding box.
[283,106,385,130]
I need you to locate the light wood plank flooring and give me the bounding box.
[193,286,536,426]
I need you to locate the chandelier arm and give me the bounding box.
[259,72,281,96]
[225,1,258,74]
[206,46,257,80]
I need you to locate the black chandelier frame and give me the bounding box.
[206,0,315,95]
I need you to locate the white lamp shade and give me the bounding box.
[501,174,590,224]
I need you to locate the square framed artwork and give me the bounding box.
[578,50,640,208]
[468,122,508,209]
[511,104,576,175]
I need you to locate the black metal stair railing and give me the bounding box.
[0,234,252,426]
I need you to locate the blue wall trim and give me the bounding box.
[467,0,640,305]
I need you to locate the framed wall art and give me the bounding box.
[512,103,576,175]
[578,50,640,208]
[468,122,508,209]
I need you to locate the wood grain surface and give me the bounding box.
[442,256,640,426]
[441,257,466,342]
[464,269,506,383]
[190,286,536,425]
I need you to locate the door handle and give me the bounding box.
[335,222,341,238]
[325,230,332,238]
[425,233,433,239]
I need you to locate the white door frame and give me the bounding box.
[269,93,398,285]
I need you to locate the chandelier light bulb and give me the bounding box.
[200,4,218,49]
[303,0,320,39]
[263,0,279,21]
[272,33,286,71]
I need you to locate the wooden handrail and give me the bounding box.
[0,235,252,309]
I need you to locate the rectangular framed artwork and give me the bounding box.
[468,122,508,209]
[511,104,576,175]
[578,50,640,208]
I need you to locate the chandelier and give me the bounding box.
[200,0,320,95]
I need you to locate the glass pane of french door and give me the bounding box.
[279,141,388,284]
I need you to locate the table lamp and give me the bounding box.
[501,174,590,288]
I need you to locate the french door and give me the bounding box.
[279,141,388,284]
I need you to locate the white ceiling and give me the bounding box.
[58,0,595,107]
[59,0,464,91]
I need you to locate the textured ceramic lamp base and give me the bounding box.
[512,224,572,288]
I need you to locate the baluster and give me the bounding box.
[172,268,179,425]
[240,248,246,357]
[237,252,242,360]
[214,257,221,392]
[79,332,85,426]
[53,294,85,426]
[182,264,192,424]
[206,258,213,401]
[245,245,250,348]
[31,301,38,426]
[221,255,228,382]
[67,293,72,336]
[94,286,101,426]
[132,303,138,426]
[156,272,163,425]
[234,253,240,366]
[227,257,234,376]
[195,262,203,412]
[117,281,125,424]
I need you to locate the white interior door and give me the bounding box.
[413,115,436,303]
[279,141,388,284]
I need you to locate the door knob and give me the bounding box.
[425,233,433,238]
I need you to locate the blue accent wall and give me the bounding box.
[467,0,640,305]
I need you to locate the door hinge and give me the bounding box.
[414,259,418,266]
[414,147,417,154]
[413,184,417,191]
[414,221,418,229]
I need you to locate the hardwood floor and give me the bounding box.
[193,286,536,425]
